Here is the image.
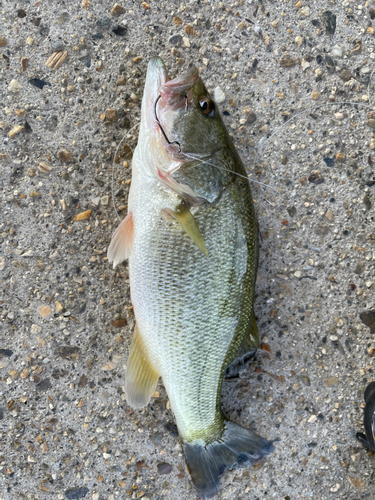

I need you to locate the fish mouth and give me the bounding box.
[144,58,200,160]
[145,57,199,109]
[159,64,199,108]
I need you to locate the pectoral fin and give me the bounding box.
[107,212,134,268]
[125,324,160,409]
[163,202,208,255]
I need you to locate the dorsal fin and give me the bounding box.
[163,202,208,255]
[107,212,134,268]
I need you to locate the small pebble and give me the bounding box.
[325,377,339,387]
[169,34,182,45]
[116,76,126,86]
[335,153,345,163]
[57,149,73,162]
[105,109,117,121]
[8,80,22,92]
[73,210,92,221]
[330,484,340,493]
[8,125,23,138]
[157,463,172,475]
[55,301,64,313]
[21,57,29,71]
[213,87,225,103]
[38,305,52,318]
[348,477,365,489]
[331,44,343,58]
[322,11,336,34]
[29,78,51,89]
[100,195,109,206]
[339,68,352,82]
[50,40,65,52]
[112,25,127,36]
[111,3,125,17]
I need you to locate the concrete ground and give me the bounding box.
[1,0,375,499]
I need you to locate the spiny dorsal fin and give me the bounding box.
[125,324,160,409]
[107,212,134,268]
[163,202,208,255]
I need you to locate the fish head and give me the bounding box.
[144,58,227,168]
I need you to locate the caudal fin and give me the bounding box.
[183,421,274,499]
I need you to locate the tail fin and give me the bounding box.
[183,421,274,499]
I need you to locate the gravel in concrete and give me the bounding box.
[1,1,375,499]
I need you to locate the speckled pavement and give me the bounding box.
[1,1,375,499]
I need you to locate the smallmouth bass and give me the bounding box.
[108,57,274,498]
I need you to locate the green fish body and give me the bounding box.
[108,57,273,498]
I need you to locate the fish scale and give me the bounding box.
[129,176,256,442]
[108,57,274,499]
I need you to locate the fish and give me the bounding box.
[107,57,274,498]
[356,381,375,451]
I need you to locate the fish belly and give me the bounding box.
[129,174,256,443]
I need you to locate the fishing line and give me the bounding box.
[258,63,375,157]
[258,100,375,157]
[182,152,279,194]
[111,122,140,222]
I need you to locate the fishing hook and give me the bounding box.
[154,95,181,153]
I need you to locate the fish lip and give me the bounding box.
[159,65,199,106]
[146,57,169,88]
[143,57,169,131]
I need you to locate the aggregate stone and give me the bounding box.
[2,1,375,499]
[65,487,89,500]
[51,40,65,52]
[322,11,337,35]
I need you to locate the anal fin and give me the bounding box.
[125,324,159,409]
[163,201,207,255]
[226,309,259,377]
[107,212,134,268]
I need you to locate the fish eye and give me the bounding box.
[198,97,215,117]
